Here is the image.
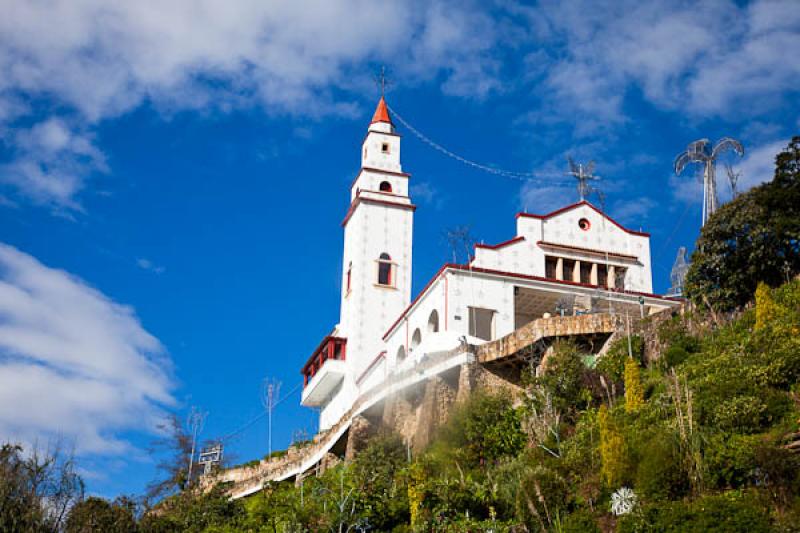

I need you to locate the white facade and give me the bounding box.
[302,98,415,429]
[301,98,680,431]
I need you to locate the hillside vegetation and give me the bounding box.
[57,278,800,532]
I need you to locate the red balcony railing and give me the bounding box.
[301,336,347,387]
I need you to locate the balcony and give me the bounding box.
[300,336,347,407]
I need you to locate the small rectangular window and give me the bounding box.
[381,142,390,153]
[468,307,495,341]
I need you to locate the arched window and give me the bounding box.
[377,253,392,286]
[396,345,406,362]
[379,181,392,193]
[428,309,439,333]
[411,328,422,350]
[346,262,352,293]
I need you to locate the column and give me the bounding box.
[590,263,598,285]
[556,257,564,281]
[573,260,581,283]
[608,265,616,289]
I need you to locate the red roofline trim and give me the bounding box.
[516,200,650,237]
[382,263,681,340]
[301,335,346,374]
[475,236,525,250]
[356,351,387,385]
[382,264,450,340]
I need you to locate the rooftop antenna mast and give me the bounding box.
[261,378,282,458]
[186,406,206,485]
[567,157,600,201]
[674,137,744,226]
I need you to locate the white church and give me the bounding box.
[300,97,680,431]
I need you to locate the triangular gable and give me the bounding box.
[517,200,649,237]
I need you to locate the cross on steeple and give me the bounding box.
[375,66,391,97]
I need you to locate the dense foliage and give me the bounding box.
[7,282,800,531]
[686,136,800,311]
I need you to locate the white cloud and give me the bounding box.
[520,181,577,214]
[610,197,657,225]
[0,243,175,455]
[0,119,108,211]
[136,258,165,275]
[0,0,503,209]
[521,0,800,133]
[410,181,443,208]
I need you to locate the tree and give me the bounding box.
[145,414,193,504]
[65,496,138,533]
[686,136,800,311]
[0,442,84,532]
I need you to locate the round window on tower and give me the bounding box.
[578,218,591,231]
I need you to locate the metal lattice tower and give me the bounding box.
[567,157,600,201]
[674,138,744,226]
[668,246,690,297]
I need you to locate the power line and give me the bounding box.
[216,381,303,444]
[386,104,570,184]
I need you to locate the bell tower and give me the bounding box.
[329,97,414,424]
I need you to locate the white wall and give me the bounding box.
[472,203,654,293]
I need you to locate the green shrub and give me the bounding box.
[535,340,592,414]
[559,509,600,533]
[634,435,689,501]
[597,336,643,382]
[662,345,690,368]
[617,491,772,532]
[704,433,761,489]
[436,391,525,465]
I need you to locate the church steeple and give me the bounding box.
[370,96,392,126]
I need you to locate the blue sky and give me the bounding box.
[0,0,798,498]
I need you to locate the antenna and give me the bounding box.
[566,157,601,201]
[724,163,741,198]
[442,225,474,264]
[186,406,207,484]
[668,247,690,297]
[674,137,744,225]
[261,378,282,458]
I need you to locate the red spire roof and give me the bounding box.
[370,96,392,125]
